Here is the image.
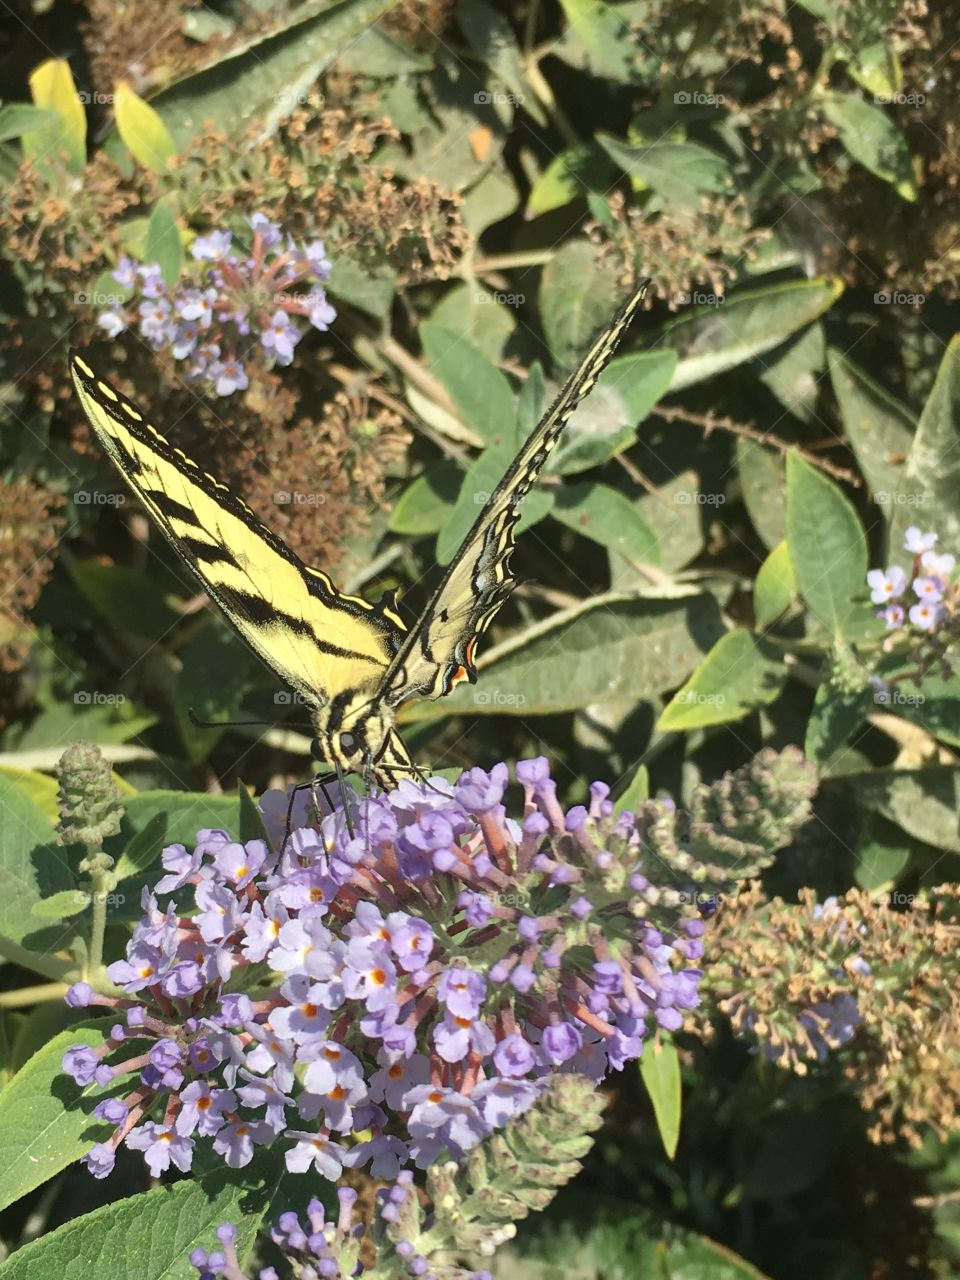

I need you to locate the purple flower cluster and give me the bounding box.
[867,526,956,632]
[63,759,705,1184]
[96,212,337,396]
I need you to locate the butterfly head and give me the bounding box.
[312,693,393,778]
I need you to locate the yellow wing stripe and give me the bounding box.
[70,353,404,705]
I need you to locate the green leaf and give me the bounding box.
[403,595,724,720]
[461,166,520,235]
[420,324,515,448]
[737,441,786,550]
[841,766,960,851]
[555,0,638,81]
[821,92,917,200]
[516,362,546,439]
[429,284,516,361]
[0,1025,109,1213]
[0,104,62,143]
[598,134,730,205]
[614,763,648,814]
[238,782,269,845]
[754,541,797,629]
[854,811,911,890]
[805,682,871,766]
[457,0,546,125]
[23,58,86,172]
[0,1149,286,1280]
[611,470,704,581]
[145,0,398,144]
[900,335,960,549]
[758,321,825,424]
[173,623,261,764]
[389,462,463,536]
[334,22,432,76]
[114,80,178,171]
[539,240,622,368]
[548,350,677,476]
[640,1034,682,1159]
[552,482,661,565]
[827,346,914,518]
[526,143,617,216]
[326,256,395,320]
[69,561,179,639]
[144,197,183,286]
[785,452,868,636]
[0,765,59,823]
[31,889,88,920]
[845,41,902,98]
[664,279,844,391]
[658,630,786,730]
[0,776,74,971]
[109,791,241,882]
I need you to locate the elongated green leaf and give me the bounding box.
[0,104,62,143]
[23,58,86,172]
[0,765,59,823]
[900,335,960,549]
[805,681,871,766]
[145,198,183,286]
[173,623,260,764]
[0,1150,286,1280]
[434,447,553,565]
[827,348,914,510]
[145,0,397,144]
[429,284,516,361]
[0,1026,109,1213]
[549,350,676,476]
[640,1035,682,1159]
[598,134,730,205]
[420,324,515,449]
[552,482,661,564]
[69,562,178,638]
[326,256,395,320]
[539,240,623,368]
[658,630,785,730]
[821,92,917,200]
[403,595,724,720]
[555,0,637,81]
[842,766,960,851]
[754,541,797,629]
[389,463,463,537]
[114,81,177,172]
[665,279,843,391]
[854,812,911,890]
[614,763,648,814]
[758,321,825,423]
[737,441,786,550]
[109,791,241,883]
[457,0,545,124]
[526,143,617,216]
[612,471,704,582]
[785,452,868,636]
[0,776,75,967]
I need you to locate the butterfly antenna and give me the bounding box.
[188,707,302,730]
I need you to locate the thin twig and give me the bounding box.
[652,403,863,486]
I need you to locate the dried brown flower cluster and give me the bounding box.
[590,191,770,306]
[381,0,456,48]
[705,883,960,1147]
[0,478,65,674]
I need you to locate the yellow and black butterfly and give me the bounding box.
[69,280,649,787]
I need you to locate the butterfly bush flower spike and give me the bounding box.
[62,758,710,1185]
[96,214,337,396]
[866,529,957,636]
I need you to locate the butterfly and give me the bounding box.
[69,280,649,789]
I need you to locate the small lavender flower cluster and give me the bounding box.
[96,212,337,396]
[63,759,705,1184]
[190,1182,491,1280]
[867,526,956,632]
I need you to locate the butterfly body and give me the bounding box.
[70,280,648,785]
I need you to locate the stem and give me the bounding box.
[523,55,580,148]
[0,982,71,1009]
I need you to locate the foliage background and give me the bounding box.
[0,0,959,1276]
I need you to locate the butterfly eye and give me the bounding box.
[339,731,358,755]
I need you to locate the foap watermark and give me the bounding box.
[675,290,725,307]
[74,490,126,506]
[674,491,725,506]
[474,90,525,106]
[676,889,725,911]
[474,290,525,308]
[874,491,928,507]
[874,92,925,106]
[74,691,126,706]
[474,690,526,707]
[274,491,326,507]
[74,291,127,307]
[474,488,534,507]
[872,687,925,708]
[675,691,726,706]
[273,89,325,110]
[874,290,926,307]
[274,691,311,706]
[77,90,115,106]
[674,90,725,106]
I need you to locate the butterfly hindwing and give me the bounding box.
[69,353,404,706]
[381,279,650,709]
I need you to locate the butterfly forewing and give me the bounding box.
[381,279,651,709]
[69,354,403,706]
